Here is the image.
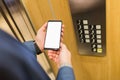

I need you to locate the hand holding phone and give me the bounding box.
[44,20,62,50]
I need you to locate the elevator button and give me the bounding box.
[96,25,101,29]
[97,48,102,53]
[85,39,90,43]
[97,45,102,48]
[84,25,89,29]
[83,20,88,24]
[96,35,101,39]
[97,40,102,43]
[84,30,89,34]
[96,30,101,34]
[85,35,90,38]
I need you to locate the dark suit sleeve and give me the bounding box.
[23,41,42,56]
[0,30,50,80]
[23,41,37,56]
[57,66,75,80]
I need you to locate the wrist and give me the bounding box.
[59,63,72,69]
[33,40,42,54]
[34,38,44,52]
[58,60,72,68]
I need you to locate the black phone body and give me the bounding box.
[44,20,62,50]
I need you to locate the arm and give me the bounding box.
[23,40,42,56]
[48,44,75,80]
[34,22,75,79]
[57,44,75,80]
[57,66,75,80]
[23,23,48,56]
[0,29,50,80]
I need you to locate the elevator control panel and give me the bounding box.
[75,19,106,56]
[69,0,106,56]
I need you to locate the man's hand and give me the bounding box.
[35,23,47,52]
[35,22,64,52]
[47,43,72,68]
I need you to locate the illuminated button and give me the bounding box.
[97,40,102,43]
[84,25,89,29]
[96,35,101,39]
[92,48,97,52]
[85,35,90,38]
[97,48,102,53]
[85,39,90,43]
[84,30,89,34]
[97,45,102,48]
[83,20,88,24]
[96,30,101,34]
[92,44,97,48]
[96,25,101,29]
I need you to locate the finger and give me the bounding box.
[60,37,63,42]
[59,42,63,50]
[61,32,64,37]
[53,58,57,63]
[61,25,64,33]
[48,51,57,58]
[48,50,54,53]
[49,56,53,59]
[52,53,58,58]
[62,25,65,28]
[41,22,48,31]
[49,54,58,61]
[61,28,64,32]
[57,51,60,55]
[60,42,63,46]
[48,50,57,54]
[48,53,53,56]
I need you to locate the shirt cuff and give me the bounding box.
[59,63,72,69]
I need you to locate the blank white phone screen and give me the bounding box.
[44,21,62,49]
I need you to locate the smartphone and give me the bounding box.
[44,20,62,50]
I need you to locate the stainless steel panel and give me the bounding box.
[69,0,106,56]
